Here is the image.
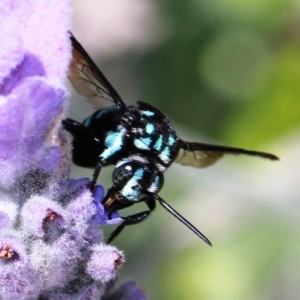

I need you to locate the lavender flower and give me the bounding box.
[0,1,147,299]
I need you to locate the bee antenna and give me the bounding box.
[154,194,212,246]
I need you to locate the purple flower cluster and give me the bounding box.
[0,1,147,299]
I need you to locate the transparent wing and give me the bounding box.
[68,32,126,111]
[176,141,279,169]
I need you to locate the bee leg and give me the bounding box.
[107,198,156,244]
[62,118,104,190]
[90,160,102,191]
[62,118,90,138]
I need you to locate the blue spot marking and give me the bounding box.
[105,132,121,148]
[145,123,155,134]
[142,110,154,117]
[83,116,92,127]
[159,146,171,164]
[134,138,151,150]
[100,130,124,160]
[134,168,144,179]
[155,175,161,186]
[154,135,163,151]
[122,168,144,201]
[168,135,177,146]
[154,175,162,191]
[96,110,106,119]
[126,190,140,201]
[140,137,152,146]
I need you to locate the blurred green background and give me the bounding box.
[70,0,300,299]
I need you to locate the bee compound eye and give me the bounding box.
[112,163,134,189]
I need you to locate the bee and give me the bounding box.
[63,33,278,245]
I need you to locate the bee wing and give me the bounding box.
[175,141,279,169]
[68,32,126,112]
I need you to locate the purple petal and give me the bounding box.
[0,78,65,187]
[0,54,45,95]
[92,186,122,225]
[4,0,71,86]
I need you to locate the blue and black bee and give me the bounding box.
[63,33,279,245]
